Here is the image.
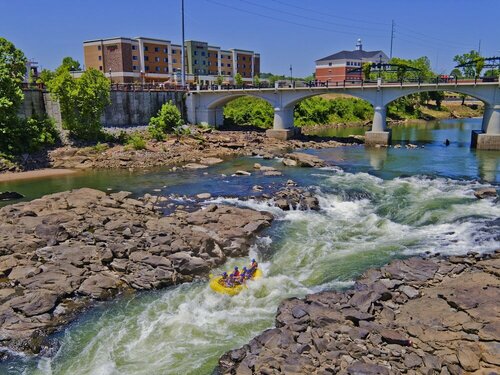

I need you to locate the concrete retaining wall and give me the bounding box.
[21,90,185,129]
[101,91,185,127]
[18,90,46,119]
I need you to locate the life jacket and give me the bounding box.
[233,270,240,277]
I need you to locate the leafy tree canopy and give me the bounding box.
[47,67,110,140]
[61,56,81,71]
[453,50,480,78]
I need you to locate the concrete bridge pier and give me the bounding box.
[266,106,300,140]
[365,105,392,146]
[472,104,500,150]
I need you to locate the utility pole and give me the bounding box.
[389,20,395,59]
[181,0,186,88]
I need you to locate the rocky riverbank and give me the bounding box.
[0,188,271,357]
[217,252,500,375]
[5,129,357,173]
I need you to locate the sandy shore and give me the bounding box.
[0,168,78,183]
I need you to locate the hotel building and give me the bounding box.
[83,37,260,84]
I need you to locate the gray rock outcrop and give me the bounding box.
[217,252,500,374]
[0,188,273,356]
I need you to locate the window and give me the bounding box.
[242,56,246,61]
[173,59,177,63]
[221,71,225,75]
[164,67,168,72]
[227,55,231,59]
[172,50,176,54]
[155,57,160,62]
[133,65,138,70]
[163,48,168,53]
[221,63,224,67]
[227,63,231,67]
[144,56,149,61]
[144,46,148,51]
[98,56,102,61]
[215,53,218,58]
[208,52,211,57]
[328,62,332,66]
[99,65,102,70]
[154,47,159,52]
[243,64,246,68]
[202,60,206,65]
[164,58,168,62]
[208,61,211,66]
[133,55,138,60]
[201,51,206,56]
[194,51,198,55]
[132,45,137,50]
[155,66,160,72]
[97,45,101,51]
[194,60,198,64]
[145,66,149,71]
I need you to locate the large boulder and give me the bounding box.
[0,191,24,201]
[474,187,497,199]
[282,152,325,168]
[9,290,58,317]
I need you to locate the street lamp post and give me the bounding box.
[108,68,112,83]
[181,0,186,88]
[289,64,293,87]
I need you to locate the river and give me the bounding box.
[1,118,499,374]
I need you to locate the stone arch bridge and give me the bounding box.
[186,81,500,150]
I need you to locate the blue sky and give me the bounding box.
[1,0,499,76]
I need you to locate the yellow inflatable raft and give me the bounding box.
[210,269,263,296]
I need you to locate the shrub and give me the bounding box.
[148,101,183,140]
[92,142,109,153]
[126,133,146,150]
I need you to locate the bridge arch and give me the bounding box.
[206,92,277,110]
[381,87,490,107]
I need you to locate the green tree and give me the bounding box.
[36,68,54,85]
[148,101,183,140]
[0,37,58,155]
[215,75,223,85]
[450,68,463,78]
[0,37,26,126]
[234,73,243,86]
[253,75,260,86]
[223,97,273,128]
[47,67,110,140]
[475,57,485,78]
[453,50,480,78]
[268,74,278,86]
[428,91,445,109]
[61,56,81,71]
[362,62,372,80]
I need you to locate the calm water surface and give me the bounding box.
[1,118,498,375]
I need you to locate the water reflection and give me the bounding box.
[366,146,388,170]
[476,151,500,183]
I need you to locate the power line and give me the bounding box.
[204,0,389,39]
[396,25,476,50]
[238,0,389,34]
[268,0,389,27]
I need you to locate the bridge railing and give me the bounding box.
[192,76,499,91]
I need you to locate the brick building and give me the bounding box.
[315,39,389,83]
[83,36,260,84]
